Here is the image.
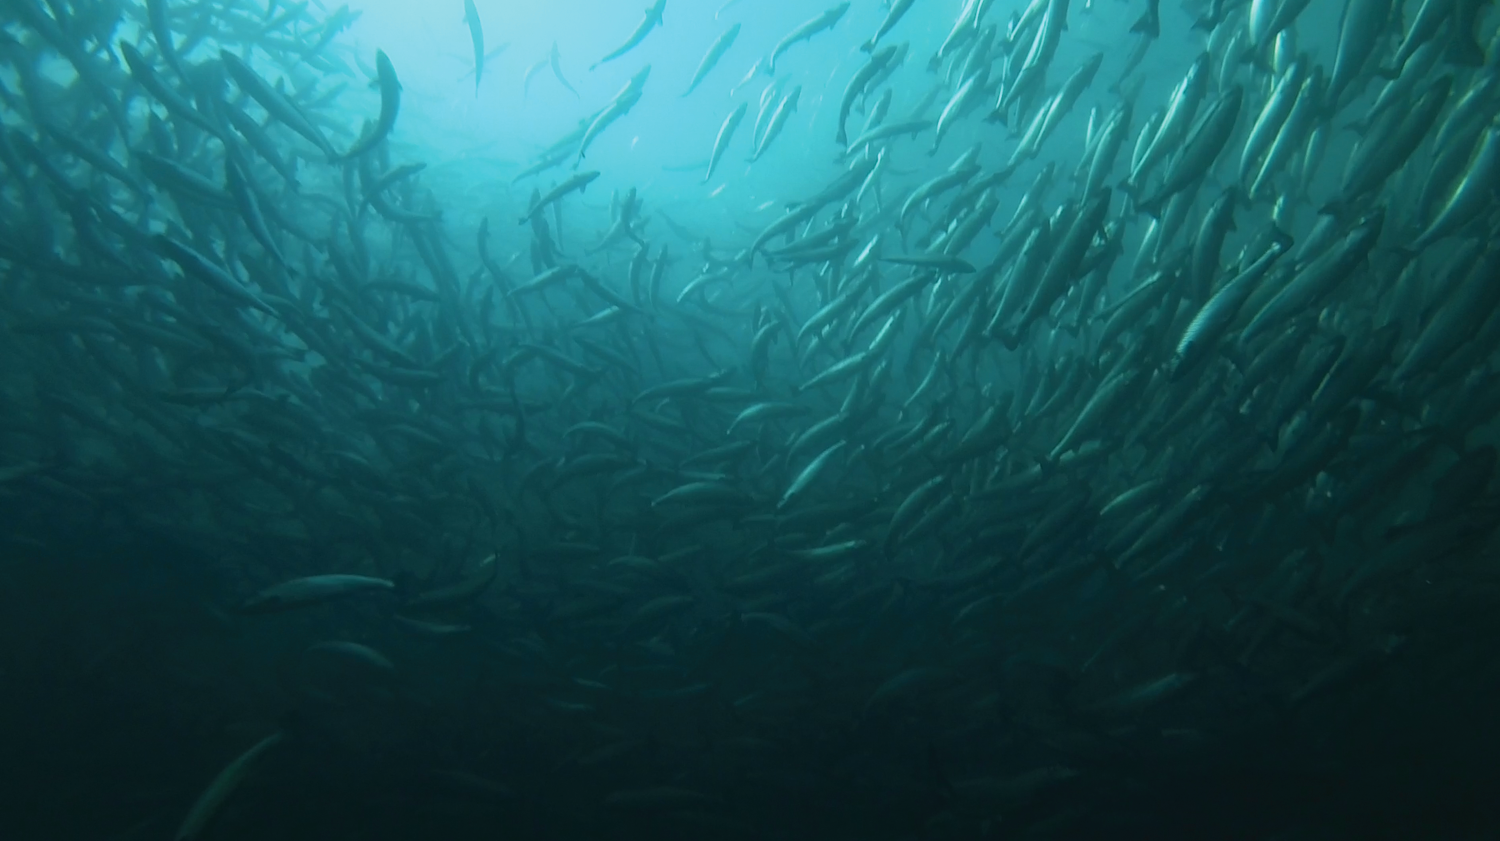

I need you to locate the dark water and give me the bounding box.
[2,0,1500,838]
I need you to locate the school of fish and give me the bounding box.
[2,0,1500,837]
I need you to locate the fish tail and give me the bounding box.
[1130,13,1159,38]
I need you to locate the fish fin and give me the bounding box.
[1130,12,1159,38]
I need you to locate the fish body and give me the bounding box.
[578,93,643,165]
[175,734,284,841]
[684,23,740,96]
[1128,52,1210,187]
[146,0,181,78]
[338,50,402,159]
[751,86,800,162]
[239,574,396,612]
[520,171,601,224]
[705,102,749,182]
[1133,85,1244,217]
[1416,125,1500,248]
[1328,0,1395,106]
[592,0,667,70]
[1241,210,1384,344]
[1173,237,1290,377]
[121,43,222,138]
[837,45,899,146]
[1239,58,1306,184]
[220,50,335,157]
[153,235,279,317]
[1249,66,1324,200]
[864,0,916,52]
[551,42,580,96]
[464,0,484,94]
[767,2,851,73]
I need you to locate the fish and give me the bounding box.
[174,733,284,841]
[551,42,580,97]
[120,43,223,138]
[1127,51,1210,188]
[1239,58,1306,185]
[1249,66,1325,201]
[836,45,900,146]
[238,574,397,613]
[864,0,917,52]
[1130,85,1244,218]
[519,171,601,224]
[750,86,800,162]
[1241,210,1384,344]
[1327,0,1396,106]
[591,0,667,71]
[705,102,748,183]
[779,440,847,509]
[993,0,1067,122]
[684,23,740,97]
[152,235,281,318]
[1172,236,1290,378]
[767,2,851,73]
[145,0,182,79]
[843,119,933,157]
[463,0,484,95]
[338,50,402,159]
[1416,124,1500,248]
[1132,0,1160,37]
[224,156,291,269]
[879,254,977,273]
[577,66,651,165]
[219,49,336,158]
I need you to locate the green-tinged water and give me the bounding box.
[1,0,1499,838]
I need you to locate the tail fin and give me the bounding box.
[1131,11,1159,38]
